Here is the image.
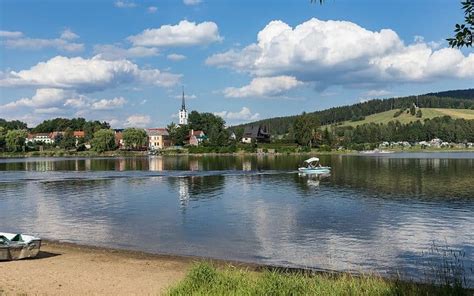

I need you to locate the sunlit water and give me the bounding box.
[1,153,473,283]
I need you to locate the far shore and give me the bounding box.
[1,147,474,159]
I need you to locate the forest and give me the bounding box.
[233,89,474,136]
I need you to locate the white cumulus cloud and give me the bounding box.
[2,29,83,52]
[93,44,159,60]
[223,76,302,98]
[124,114,151,127]
[207,18,474,90]
[167,53,187,61]
[183,0,202,5]
[215,107,260,122]
[0,30,23,38]
[91,97,127,110]
[147,6,158,13]
[0,55,181,91]
[128,20,222,47]
[115,0,136,8]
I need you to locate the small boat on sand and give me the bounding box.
[298,157,331,174]
[0,232,42,261]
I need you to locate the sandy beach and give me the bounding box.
[0,241,193,296]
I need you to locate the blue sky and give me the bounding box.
[0,0,473,128]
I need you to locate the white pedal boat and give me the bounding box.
[0,232,42,261]
[298,157,331,174]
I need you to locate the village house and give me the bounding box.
[114,129,124,149]
[146,128,170,150]
[188,129,207,146]
[241,125,271,144]
[26,133,55,145]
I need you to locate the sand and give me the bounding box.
[0,241,192,296]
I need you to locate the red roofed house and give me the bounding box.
[188,130,207,146]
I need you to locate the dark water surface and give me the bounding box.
[1,153,473,282]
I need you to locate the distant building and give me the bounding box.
[241,125,270,143]
[26,133,54,145]
[114,129,124,149]
[188,129,207,146]
[73,131,85,138]
[178,87,188,125]
[146,128,170,150]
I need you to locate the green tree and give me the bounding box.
[6,130,28,152]
[167,123,190,146]
[0,127,6,151]
[410,104,416,116]
[60,128,77,150]
[416,109,423,118]
[122,128,147,149]
[293,113,319,147]
[91,129,116,152]
[448,0,473,48]
[187,111,228,146]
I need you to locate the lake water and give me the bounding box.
[1,153,473,282]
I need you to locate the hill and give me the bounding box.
[326,108,474,129]
[426,88,474,100]
[232,89,474,136]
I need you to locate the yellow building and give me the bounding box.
[146,128,170,150]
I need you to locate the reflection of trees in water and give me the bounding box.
[330,157,474,200]
[167,175,225,208]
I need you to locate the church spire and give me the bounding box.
[181,85,186,111]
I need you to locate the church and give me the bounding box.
[178,88,188,125]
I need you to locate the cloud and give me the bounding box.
[1,88,129,112]
[2,88,72,109]
[0,55,181,91]
[91,97,127,110]
[183,0,202,5]
[2,29,83,52]
[167,53,186,61]
[364,89,392,97]
[35,107,65,114]
[115,0,136,8]
[124,114,151,127]
[215,107,260,122]
[93,44,159,60]
[147,6,158,13]
[174,93,196,99]
[0,30,23,38]
[207,18,474,90]
[128,20,222,47]
[223,76,302,98]
[60,29,79,40]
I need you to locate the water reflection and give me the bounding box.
[0,153,473,283]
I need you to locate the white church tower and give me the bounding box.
[178,87,188,125]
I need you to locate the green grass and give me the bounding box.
[168,262,471,296]
[326,108,474,129]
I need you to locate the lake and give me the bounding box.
[1,153,473,283]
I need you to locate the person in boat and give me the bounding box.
[307,160,322,169]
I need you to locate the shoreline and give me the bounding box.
[1,148,473,159]
[0,240,347,296]
[2,240,473,295]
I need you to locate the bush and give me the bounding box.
[318,144,332,152]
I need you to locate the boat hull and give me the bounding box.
[0,233,42,261]
[298,167,331,174]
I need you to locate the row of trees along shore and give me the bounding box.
[2,93,474,153]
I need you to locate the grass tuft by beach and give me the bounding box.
[168,262,472,296]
